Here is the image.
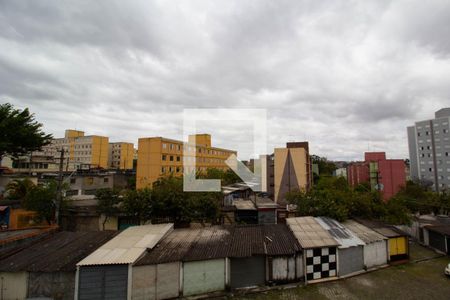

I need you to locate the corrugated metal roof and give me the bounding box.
[184,226,232,261]
[343,220,387,244]
[77,223,173,266]
[0,231,117,272]
[136,224,300,265]
[286,217,340,249]
[354,219,406,238]
[315,217,365,248]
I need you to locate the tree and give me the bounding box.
[5,178,36,204]
[22,181,57,225]
[122,188,153,224]
[0,103,53,160]
[96,189,120,230]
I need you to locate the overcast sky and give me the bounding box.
[1,1,450,161]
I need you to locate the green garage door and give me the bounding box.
[230,256,265,289]
[183,259,225,296]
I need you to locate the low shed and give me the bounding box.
[76,223,173,300]
[343,220,388,269]
[286,217,340,283]
[356,219,409,261]
[0,231,116,300]
[424,225,450,255]
[316,217,365,277]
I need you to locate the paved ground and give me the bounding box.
[235,243,450,300]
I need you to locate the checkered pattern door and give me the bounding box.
[305,247,337,281]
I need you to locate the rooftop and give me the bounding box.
[342,220,387,244]
[77,223,173,266]
[0,231,117,272]
[316,217,365,248]
[286,217,340,249]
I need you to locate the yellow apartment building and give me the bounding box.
[136,134,237,189]
[274,142,312,205]
[108,142,135,170]
[40,129,109,170]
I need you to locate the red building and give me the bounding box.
[347,152,406,201]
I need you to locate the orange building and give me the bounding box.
[136,134,237,189]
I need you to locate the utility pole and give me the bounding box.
[55,148,65,226]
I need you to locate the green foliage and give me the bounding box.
[286,176,412,225]
[5,178,36,204]
[23,181,57,225]
[122,188,153,223]
[0,103,53,159]
[311,155,337,176]
[96,188,121,230]
[200,168,242,186]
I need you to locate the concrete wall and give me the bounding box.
[0,271,28,300]
[364,240,388,269]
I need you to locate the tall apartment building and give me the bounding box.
[347,152,406,200]
[40,129,109,170]
[407,108,450,191]
[108,142,134,170]
[273,142,312,205]
[136,134,237,189]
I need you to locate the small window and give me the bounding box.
[425,131,429,135]
[176,156,180,162]
[162,154,166,161]
[70,178,76,184]
[104,177,109,183]
[162,143,167,149]
[161,167,166,173]
[170,156,174,161]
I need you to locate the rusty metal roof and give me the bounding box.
[77,223,173,266]
[0,231,117,272]
[286,217,340,249]
[343,220,387,244]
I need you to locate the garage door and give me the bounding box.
[183,259,225,296]
[389,237,407,260]
[338,246,364,276]
[429,230,446,253]
[305,247,337,281]
[230,256,265,289]
[78,265,128,300]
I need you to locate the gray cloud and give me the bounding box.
[1,0,450,161]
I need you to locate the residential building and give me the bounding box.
[136,134,237,189]
[347,152,406,200]
[407,108,450,192]
[39,129,109,171]
[108,142,134,170]
[273,142,313,205]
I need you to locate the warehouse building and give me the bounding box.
[316,217,365,277]
[0,231,116,300]
[286,217,340,283]
[76,223,173,300]
[343,220,388,269]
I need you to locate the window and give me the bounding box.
[104,177,109,183]
[444,129,449,133]
[170,144,174,150]
[162,143,167,149]
[170,155,174,161]
[176,167,180,173]
[429,168,433,172]
[162,154,166,161]
[70,178,76,184]
[446,152,449,157]
[425,131,429,135]
[176,156,180,162]
[161,167,166,173]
